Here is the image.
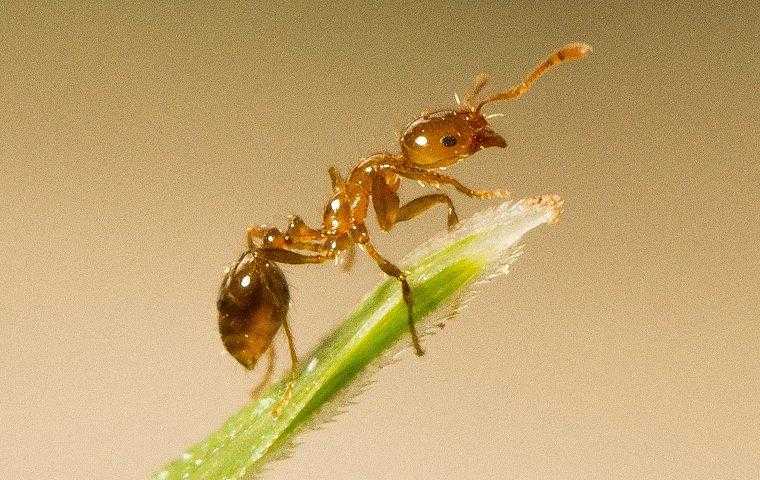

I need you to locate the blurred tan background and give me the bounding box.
[1,2,758,479]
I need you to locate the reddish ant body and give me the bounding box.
[217,43,591,399]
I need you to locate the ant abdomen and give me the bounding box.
[217,250,290,370]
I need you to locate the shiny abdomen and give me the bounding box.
[216,250,290,369]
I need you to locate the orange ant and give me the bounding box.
[217,42,591,401]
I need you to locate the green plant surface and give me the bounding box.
[153,195,564,480]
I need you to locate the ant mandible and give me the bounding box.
[217,42,592,399]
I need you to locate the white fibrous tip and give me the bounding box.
[403,194,564,266]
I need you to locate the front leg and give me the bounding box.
[397,194,459,230]
[393,165,510,200]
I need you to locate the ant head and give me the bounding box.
[399,42,592,169]
[399,109,506,169]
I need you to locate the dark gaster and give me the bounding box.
[217,250,290,370]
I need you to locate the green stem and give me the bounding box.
[153,195,563,480]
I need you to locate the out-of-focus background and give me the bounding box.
[1,2,758,479]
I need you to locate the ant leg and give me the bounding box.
[282,317,299,371]
[394,165,510,200]
[370,171,401,231]
[258,247,334,264]
[259,246,335,416]
[352,226,424,356]
[396,194,459,230]
[272,317,299,416]
[250,345,276,399]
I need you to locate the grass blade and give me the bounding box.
[153,195,564,480]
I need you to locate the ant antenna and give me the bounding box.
[475,42,592,113]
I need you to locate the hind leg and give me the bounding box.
[247,245,336,415]
[272,316,300,416]
[250,345,276,400]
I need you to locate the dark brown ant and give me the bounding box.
[217,42,591,401]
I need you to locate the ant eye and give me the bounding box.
[440,135,457,147]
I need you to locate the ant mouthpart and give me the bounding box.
[476,129,507,149]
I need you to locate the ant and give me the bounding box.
[217,42,591,403]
